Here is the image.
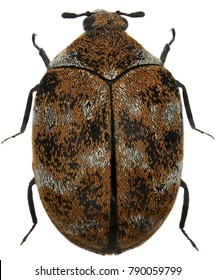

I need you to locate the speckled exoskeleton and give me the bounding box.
[3,10,213,254]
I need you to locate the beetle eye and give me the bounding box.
[83,16,95,31]
[120,16,128,30]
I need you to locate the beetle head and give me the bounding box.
[62,10,145,31]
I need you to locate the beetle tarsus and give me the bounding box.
[160,28,176,64]
[181,228,199,251]
[21,178,37,245]
[180,180,199,251]
[32,34,50,68]
[177,81,214,139]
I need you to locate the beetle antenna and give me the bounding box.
[116,11,145,18]
[62,11,91,19]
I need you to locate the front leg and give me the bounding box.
[2,85,39,143]
[160,28,175,64]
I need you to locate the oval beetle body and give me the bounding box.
[33,10,183,254]
[5,9,212,254]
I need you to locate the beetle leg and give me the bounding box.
[32,33,50,68]
[176,81,214,139]
[1,85,39,144]
[20,177,37,245]
[180,179,198,251]
[160,28,175,64]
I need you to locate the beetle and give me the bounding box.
[2,10,213,254]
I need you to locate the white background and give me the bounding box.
[0,0,215,279]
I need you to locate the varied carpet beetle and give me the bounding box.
[2,10,213,254]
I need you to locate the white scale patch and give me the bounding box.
[62,217,101,237]
[41,105,74,131]
[129,98,142,116]
[104,69,119,80]
[162,101,182,126]
[118,144,150,171]
[43,106,57,131]
[150,104,158,134]
[116,84,142,116]
[132,48,162,67]
[153,162,183,193]
[129,214,152,227]
[33,106,40,128]
[82,147,110,170]
[49,50,82,69]
[35,165,77,195]
[82,101,94,120]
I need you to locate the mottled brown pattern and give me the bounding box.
[32,10,183,254]
[33,69,112,253]
[113,67,183,251]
